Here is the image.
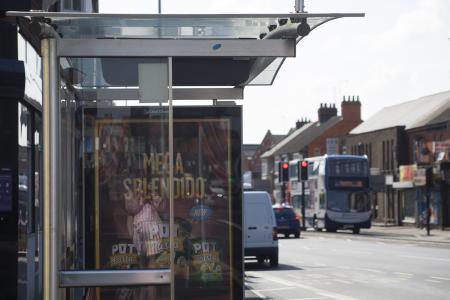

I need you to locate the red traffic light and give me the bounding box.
[282,162,289,169]
[299,160,308,181]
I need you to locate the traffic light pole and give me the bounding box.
[426,191,431,236]
[301,181,306,230]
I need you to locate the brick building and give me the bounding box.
[345,126,408,224]
[405,97,450,228]
[308,97,362,157]
[261,97,363,202]
[345,90,450,227]
[243,130,285,191]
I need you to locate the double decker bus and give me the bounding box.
[290,155,371,234]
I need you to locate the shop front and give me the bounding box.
[394,164,442,227]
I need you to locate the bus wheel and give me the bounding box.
[352,228,360,234]
[257,256,265,264]
[326,227,337,233]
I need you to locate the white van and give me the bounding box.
[243,191,279,267]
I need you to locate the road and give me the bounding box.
[245,230,450,300]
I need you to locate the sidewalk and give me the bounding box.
[363,224,450,245]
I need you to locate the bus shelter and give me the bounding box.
[6,11,363,300]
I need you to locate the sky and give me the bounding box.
[99,0,450,144]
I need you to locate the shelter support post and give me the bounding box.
[42,38,61,300]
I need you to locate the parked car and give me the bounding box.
[273,204,301,238]
[243,191,279,267]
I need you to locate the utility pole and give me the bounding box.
[158,0,161,14]
[426,167,433,236]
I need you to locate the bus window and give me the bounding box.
[289,162,298,180]
[327,191,370,212]
[319,192,326,209]
[292,195,301,209]
[349,192,371,212]
[319,160,325,175]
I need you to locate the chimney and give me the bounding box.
[296,117,311,129]
[341,95,361,122]
[318,103,338,123]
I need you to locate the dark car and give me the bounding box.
[272,204,301,238]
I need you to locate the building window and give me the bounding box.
[387,141,390,170]
[261,159,268,180]
[390,140,395,171]
[387,141,391,170]
[63,0,82,11]
[382,141,386,171]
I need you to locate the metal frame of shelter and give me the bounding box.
[6,11,364,300]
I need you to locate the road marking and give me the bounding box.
[430,276,450,281]
[306,274,329,279]
[337,266,351,270]
[314,263,328,267]
[332,279,353,285]
[346,239,353,242]
[352,278,370,284]
[396,277,410,281]
[276,273,360,300]
[425,279,441,283]
[287,298,327,300]
[332,249,372,255]
[248,271,360,300]
[249,288,267,299]
[394,272,413,277]
[253,287,297,293]
[399,255,450,263]
[354,267,385,274]
[331,272,349,278]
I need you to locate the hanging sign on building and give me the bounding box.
[413,168,426,186]
[399,164,417,182]
[434,140,450,153]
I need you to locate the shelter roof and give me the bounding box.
[8,11,364,88]
[351,90,450,134]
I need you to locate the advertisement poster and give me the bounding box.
[89,107,241,300]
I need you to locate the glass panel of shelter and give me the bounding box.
[59,56,172,300]
[59,56,242,300]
